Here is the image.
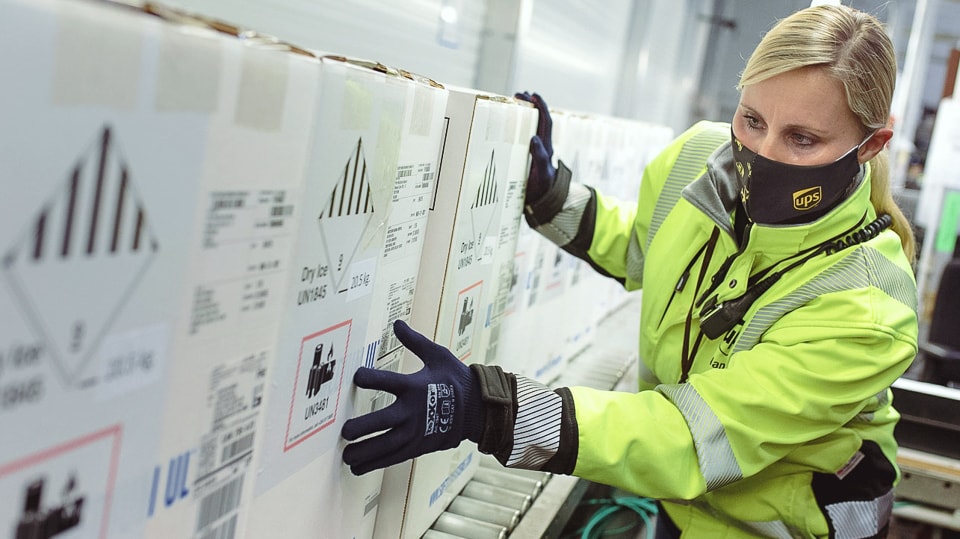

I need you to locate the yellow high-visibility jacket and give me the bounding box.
[476,121,918,538]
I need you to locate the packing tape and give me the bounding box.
[410,84,436,137]
[235,46,288,132]
[502,107,518,144]
[518,106,536,145]
[53,2,143,108]
[358,98,403,250]
[341,77,373,131]
[484,104,504,143]
[154,26,221,113]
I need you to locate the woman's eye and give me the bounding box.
[791,133,814,146]
[743,115,761,129]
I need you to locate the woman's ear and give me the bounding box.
[858,127,893,164]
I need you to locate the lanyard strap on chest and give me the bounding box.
[680,227,720,383]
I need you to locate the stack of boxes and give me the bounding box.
[145,17,324,539]
[241,57,449,539]
[375,86,538,539]
[0,1,673,538]
[491,109,672,385]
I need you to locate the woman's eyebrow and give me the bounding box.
[739,103,828,136]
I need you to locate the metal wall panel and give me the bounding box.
[619,0,714,132]
[168,0,487,88]
[511,0,635,116]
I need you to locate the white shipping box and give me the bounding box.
[494,111,673,384]
[0,1,222,537]
[243,58,447,539]
[491,108,569,384]
[468,103,532,378]
[555,114,605,363]
[487,222,537,379]
[375,88,536,539]
[522,237,572,383]
[520,108,575,383]
[141,13,321,539]
[361,74,449,378]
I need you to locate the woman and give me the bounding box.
[342,5,918,537]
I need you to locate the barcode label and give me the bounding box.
[213,198,243,210]
[270,204,292,216]
[221,433,255,463]
[197,436,217,477]
[196,476,243,532]
[198,514,238,539]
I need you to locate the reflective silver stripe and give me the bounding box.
[691,499,802,538]
[854,389,892,423]
[826,489,893,539]
[626,225,644,284]
[640,128,727,285]
[646,129,728,252]
[862,245,918,311]
[732,247,917,355]
[742,519,795,539]
[656,383,742,490]
[534,182,592,247]
[694,490,893,539]
[507,376,562,468]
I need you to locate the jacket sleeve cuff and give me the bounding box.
[540,387,578,475]
[525,160,572,228]
[470,364,517,456]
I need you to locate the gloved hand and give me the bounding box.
[341,320,484,476]
[515,91,556,204]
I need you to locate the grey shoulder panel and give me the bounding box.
[647,128,728,251]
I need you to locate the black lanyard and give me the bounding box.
[678,213,891,382]
[679,227,720,383]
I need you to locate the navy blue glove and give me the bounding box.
[341,320,484,476]
[515,92,556,204]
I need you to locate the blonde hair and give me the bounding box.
[738,5,915,262]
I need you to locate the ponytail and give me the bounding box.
[868,151,916,263]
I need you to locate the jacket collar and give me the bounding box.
[682,138,875,256]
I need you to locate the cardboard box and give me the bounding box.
[0,1,244,537]
[0,2,449,538]
[487,221,538,379]
[361,72,449,378]
[243,58,447,539]
[495,109,580,384]
[139,12,324,539]
[490,111,673,385]
[374,87,536,539]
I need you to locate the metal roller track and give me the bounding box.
[423,294,642,538]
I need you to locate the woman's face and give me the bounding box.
[732,65,889,166]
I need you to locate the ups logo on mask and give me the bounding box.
[735,161,751,179]
[793,186,822,210]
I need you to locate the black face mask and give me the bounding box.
[730,129,865,225]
